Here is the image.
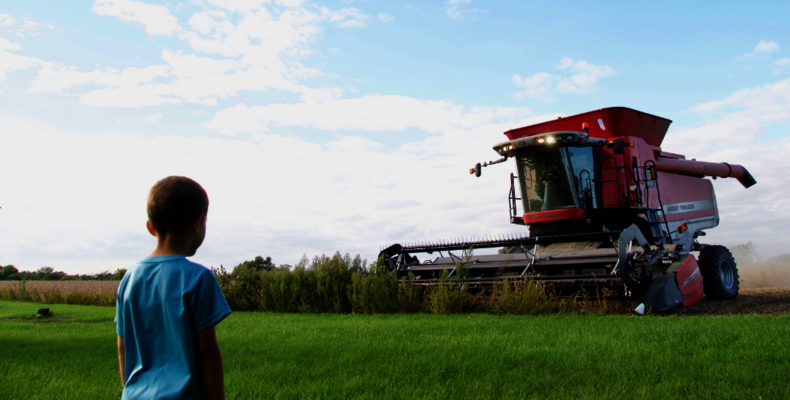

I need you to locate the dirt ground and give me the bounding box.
[673,288,790,316]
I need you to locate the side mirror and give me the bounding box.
[611,138,625,155]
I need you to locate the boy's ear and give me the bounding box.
[191,214,206,233]
[146,221,157,237]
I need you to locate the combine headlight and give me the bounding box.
[546,136,555,144]
[566,135,574,141]
[536,138,545,144]
[556,136,564,142]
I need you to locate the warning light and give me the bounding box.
[677,222,688,234]
[537,138,545,144]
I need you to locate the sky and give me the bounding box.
[1,0,789,274]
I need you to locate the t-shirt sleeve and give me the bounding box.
[115,278,126,337]
[191,268,232,334]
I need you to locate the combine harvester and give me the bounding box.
[379,107,756,312]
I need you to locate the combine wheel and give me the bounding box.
[699,245,739,300]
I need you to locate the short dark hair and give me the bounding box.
[147,176,209,236]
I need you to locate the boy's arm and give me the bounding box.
[194,325,225,400]
[117,336,125,387]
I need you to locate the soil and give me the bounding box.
[672,288,790,316]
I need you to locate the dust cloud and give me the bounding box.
[738,263,790,289]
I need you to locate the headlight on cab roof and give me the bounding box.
[492,131,591,156]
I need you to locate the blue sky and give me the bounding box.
[1,0,789,273]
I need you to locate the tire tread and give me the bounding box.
[699,245,739,300]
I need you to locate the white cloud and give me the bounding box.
[30,63,171,94]
[200,94,541,136]
[445,0,473,20]
[0,110,557,273]
[739,39,780,61]
[0,37,42,83]
[29,46,316,107]
[377,13,393,22]
[92,0,183,36]
[772,58,790,74]
[202,0,305,13]
[321,7,368,28]
[186,10,229,34]
[0,14,55,38]
[19,1,367,107]
[20,19,45,37]
[145,112,163,122]
[511,72,554,100]
[660,78,790,255]
[511,57,615,101]
[0,14,15,27]
[687,77,790,120]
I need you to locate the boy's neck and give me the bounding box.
[149,233,193,257]
[146,216,205,258]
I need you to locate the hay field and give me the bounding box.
[0,281,119,306]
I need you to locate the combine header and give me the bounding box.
[379,107,756,312]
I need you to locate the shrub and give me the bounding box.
[426,269,473,315]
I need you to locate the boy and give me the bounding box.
[116,176,232,399]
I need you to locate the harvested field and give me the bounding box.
[674,288,790,316]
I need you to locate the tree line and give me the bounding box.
[0,265,127,281]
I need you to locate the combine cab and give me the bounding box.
[379,107,755,311]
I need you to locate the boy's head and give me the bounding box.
[147,176,209,254]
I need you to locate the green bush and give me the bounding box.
[480,278,563,315]
[426,269,473,315]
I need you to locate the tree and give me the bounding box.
[111,269,127,280]
[231,256,276,278]
[93,270,113,281]
[36,267,55,280]
[730,242,758,265]
[2,265,19,280]
[242,256,274,272]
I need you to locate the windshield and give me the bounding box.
[516,146,597,213]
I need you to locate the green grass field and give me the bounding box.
[1,300,788,400]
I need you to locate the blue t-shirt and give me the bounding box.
[115,255,231,400]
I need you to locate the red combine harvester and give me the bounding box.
[379,107,756,312]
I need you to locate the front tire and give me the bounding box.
[699,245,739,300]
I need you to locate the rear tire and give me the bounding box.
[699,245,739,300]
